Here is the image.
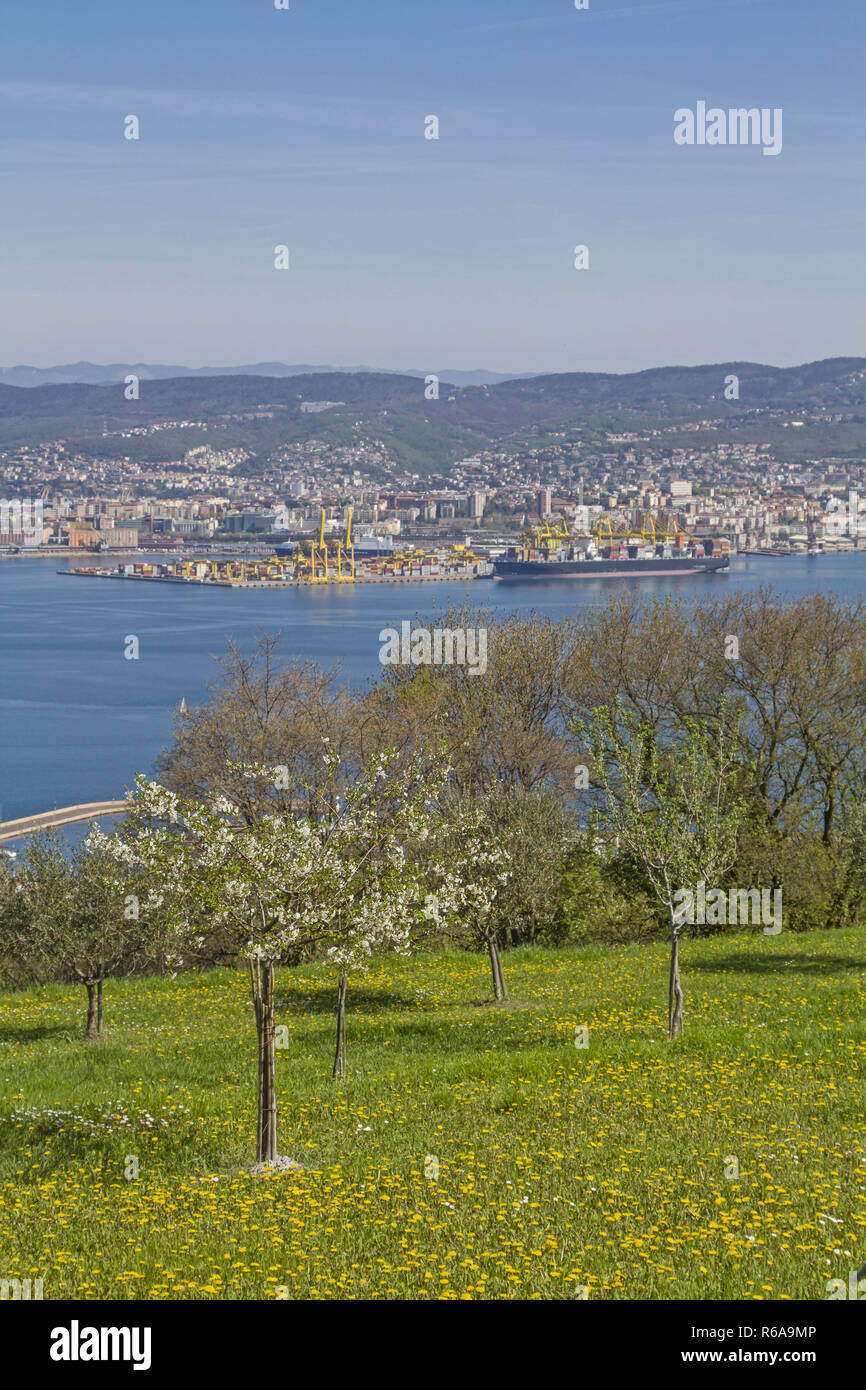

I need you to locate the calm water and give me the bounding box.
[2,550,866,823]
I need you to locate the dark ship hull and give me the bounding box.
[493,554,730,579]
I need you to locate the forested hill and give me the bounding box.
[2,358,865,468]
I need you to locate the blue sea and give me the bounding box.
[2,550,866,828]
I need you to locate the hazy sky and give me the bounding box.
[2,0,864,373]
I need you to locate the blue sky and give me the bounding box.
[1,0,864,372]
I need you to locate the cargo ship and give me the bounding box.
[493,518,730,580]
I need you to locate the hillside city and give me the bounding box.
[2,418,865,556]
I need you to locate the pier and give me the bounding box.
[0,800,129,840]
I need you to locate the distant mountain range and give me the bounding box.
[1,358,864,470]
[0,362,534,389]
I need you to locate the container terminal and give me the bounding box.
[59,508,493,586]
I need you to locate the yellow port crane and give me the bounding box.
[517,517,571,560]
[294,508,329,582]
[594,515,684,547]
[331,506,355,581]
[293,508,355,582]
[314,507,328,581]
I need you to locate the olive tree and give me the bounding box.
[0,829,165,1038]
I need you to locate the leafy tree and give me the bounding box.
[0,830,165,1038]
[155,634,359,821]
[367,603,576,797]
[576,705,743,1038]
[480,787,573,947]
[556,839,661,945]
[828,801,866,926]
[431,786,568,952]
[563,588,866,844]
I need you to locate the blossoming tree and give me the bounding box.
[94,747,488,1164]
[419,805,514,1000]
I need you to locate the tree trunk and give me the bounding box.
[261,958,277,1163]
[250,957,278,1164]
[488,934,508,1001]
[253,963,263,1162]
[668,927,684,1039]
[822,772,836,845]
[96,979,104,1036]
[332,973,348,1079]
[84,982,97,1039]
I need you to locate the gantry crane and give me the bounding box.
[594,515,684,548]
[296,508,328,581]
[331,506,355,581]
[293,509,332,582]
[518,517,571,560]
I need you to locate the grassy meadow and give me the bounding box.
[1,927,864,1301]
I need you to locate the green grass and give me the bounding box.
[1,927,864,1300]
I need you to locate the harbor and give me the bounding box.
[57,506,493,586]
